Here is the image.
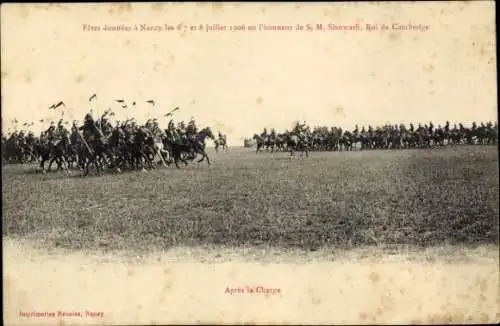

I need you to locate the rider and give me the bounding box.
[71,121,78,133]
[260,128,268,139]
[177,121,187,143]
[166,119,177,142]
[139,125,153,139]
[268,128,276,142]
[100,111,111,134]
[150,119,161,138]
[294,121,308,142]
[186,117,198,142]
[46,122,57,144]
[57,119,68,136]
[79,113,100,140]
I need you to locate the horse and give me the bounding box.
[285,134,309,159]
[214,135,228,153]
[82,132,113,176]
[252,134,265,153]
[35,134,72,174]
[167,127,215,168]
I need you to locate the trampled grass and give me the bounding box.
[2,146,499,253]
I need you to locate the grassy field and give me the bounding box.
[2,145,499,254]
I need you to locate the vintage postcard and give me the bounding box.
[2,2,499,325]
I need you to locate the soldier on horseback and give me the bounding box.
[57,119,68,135]
[177,121,187,144]
[261,128,268,140]
[139,125,153,139]
[79,113,102,141]
[186,117,198,143]
[46,122,56,145]
[166,119,177,143]
[150,119,161,138]
[100,111,112,135]
[293,121,307,141]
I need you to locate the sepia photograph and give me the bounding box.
[2,2,499,325]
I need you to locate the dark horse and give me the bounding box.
[166,127,215,168]
[34,134,72,174]
[252,134,265,153]
[83,134,111,176]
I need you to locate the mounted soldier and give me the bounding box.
[177,121,187,144]
[100,111,112,136]
[293,121,308,142]
[46,122,57,145]
[261,128,268,141]
[150,119,161,139]
[186,117,198,143]
[79,113,102,142]
[166,119,177,142]
[217,131,226,145]
[57,119,68,135]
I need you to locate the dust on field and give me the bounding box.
[3,238,499,325]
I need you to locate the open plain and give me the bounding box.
[3,145,500,324]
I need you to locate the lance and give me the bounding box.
[164,106,180,117]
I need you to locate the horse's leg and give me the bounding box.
[47,156,57,172]
[196,146,205,163]
[172,148,181,169]
[84,157,92,177]
[63,155,72,174]
[55,156,63,171]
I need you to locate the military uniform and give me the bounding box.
[79,114,100,141]
[186,119,198,142]
[261,128,268,139]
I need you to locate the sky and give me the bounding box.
[1,2,497,145]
